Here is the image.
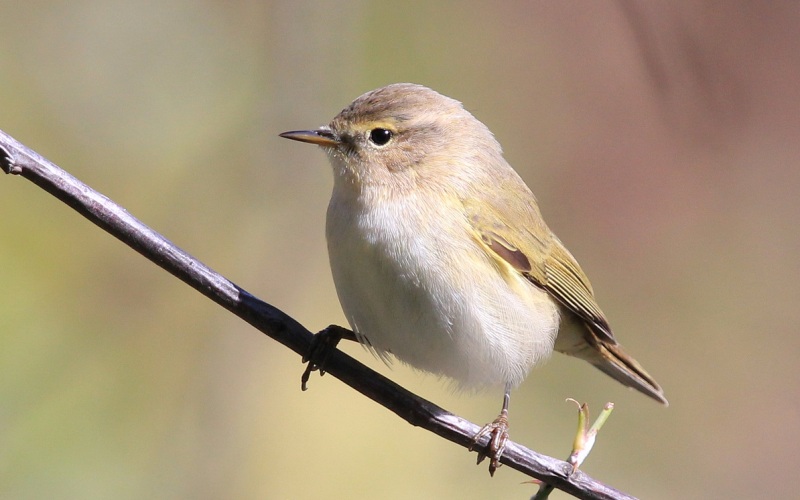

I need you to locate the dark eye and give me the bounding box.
[369,128,393,146]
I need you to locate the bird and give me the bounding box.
[280,83,667,475]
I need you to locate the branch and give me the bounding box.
[0,129,637,500]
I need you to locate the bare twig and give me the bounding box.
[0,129,637,500]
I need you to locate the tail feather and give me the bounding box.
[554,318,668,405]
[590,341,668,406]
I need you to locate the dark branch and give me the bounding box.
[0,129,637,500]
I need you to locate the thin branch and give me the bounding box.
[0,129,637,500]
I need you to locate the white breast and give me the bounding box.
[326,186,560,389]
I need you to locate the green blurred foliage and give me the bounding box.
[1,2,799,498]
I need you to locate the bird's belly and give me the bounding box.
[327,207,560,389]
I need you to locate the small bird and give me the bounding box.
[280,83,667,474]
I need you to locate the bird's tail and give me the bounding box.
[556,322,668,405]
[588,340,668,406]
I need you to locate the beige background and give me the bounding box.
[1,2,798,499]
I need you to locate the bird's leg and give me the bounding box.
[470,386,511,476]
[301,324,358,391]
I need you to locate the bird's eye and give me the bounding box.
[369,128,393,146]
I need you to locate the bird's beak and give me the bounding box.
[279,128,340,148]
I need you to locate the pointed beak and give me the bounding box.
[279,128,340,148]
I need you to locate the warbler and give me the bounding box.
[281,83,666,474]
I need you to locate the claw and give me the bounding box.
[300,325,355,390]
[470,389,512,476]
[470,409,509,476]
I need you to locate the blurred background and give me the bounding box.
[1,2,798,499]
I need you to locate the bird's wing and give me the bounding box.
[463,192,668,405]
[463,196,615,344]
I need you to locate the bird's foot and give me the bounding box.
[470,409,509,476]
[300,325,356,391]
